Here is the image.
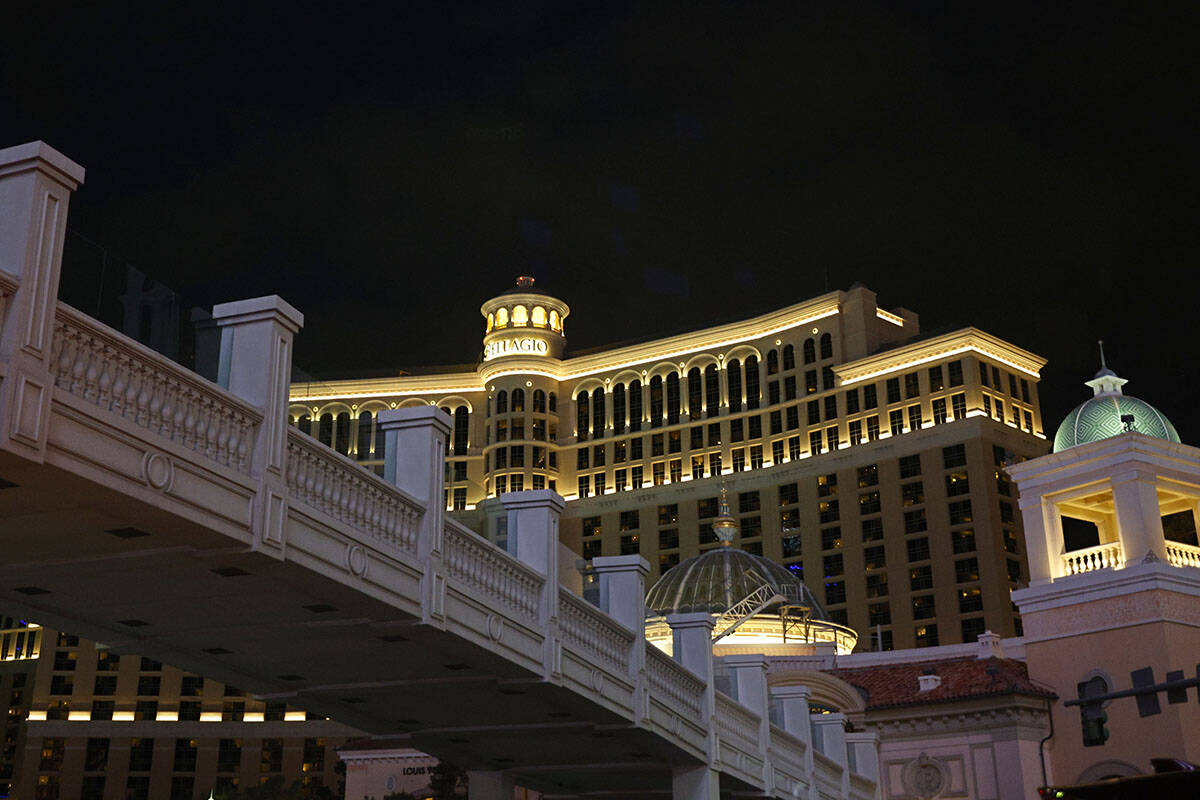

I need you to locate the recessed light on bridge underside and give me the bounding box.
[14,586,49,595]
[278,674,304,681]
[106,526,150,539]
[376,633,408,642]
[303,603,337,613]
[202,647,233,655]
[119,619,150,627]
[443,663,471,670]
[211,567,249,577]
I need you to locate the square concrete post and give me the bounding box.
[379,406,452,559]
[722,653,770,753]
[1019,495,1056,585]
[467,769,513,800]
[0,142,85,463]
[1112,470,1168,562]
[770,685,814,775]
[502,489,566,624]
[592,554,650,678]
[812,712,849,798]
[671,763,720,800]
[211,296,304,554]
[666,612,715,684]
[845,731,880,784]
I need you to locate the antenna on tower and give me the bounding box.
[1098,340,1107,370]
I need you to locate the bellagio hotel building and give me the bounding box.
[289,278,1048,651]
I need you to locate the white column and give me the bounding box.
[812,712,849,798]
[502,489,565,624]
[845,731,880,783]
[671,764,719,800]
[211,296,304,555]
[0,142,85,463]
[1112,471,1168,562]
[379,406,451,559]
[1020,495,1055,584]
[722,654,770,753]
[771,685,815,783]
[667,612,716,757]
[467,769,513,800]
[592,555,649,632]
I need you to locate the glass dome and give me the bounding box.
[645,547,827,619]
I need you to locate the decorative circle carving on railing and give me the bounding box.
[902,752,948,799]
[486,614,504,642]
[141,451,174,491]
[345,544,368,577]
[590,669,604,692]
[672,715,681,736]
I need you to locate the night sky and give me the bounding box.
[4,4,1199,438]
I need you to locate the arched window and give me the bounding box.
[687,368,702,415]
[495,307,509,328]
[592,387,606,436]
[486,313,494,333]
[783,344,795,370]
[649,375,664,428]
[549,309,560,331]
[767,349,779,375]
[297,414,311,436]
[334,412,351,455]
[803,338,816,364]
[512,305,529,327]
[820,333,833,360]
[357,411,373,460]
[511,388,525,412]
[533,389,546,413]
[531,306,547,327]
[453,407,469,456]
[318,413,334,447]
[629,380,643,431]
[612,383,626,434]
[728,360,743,413]
[576,391,590,440]
[496,390,508,415]
[705,365,720,418]
[744,355,760,410]
[548,392,557,412]
[666,372,681,425]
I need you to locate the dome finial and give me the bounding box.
[1098,339,1107,370]
[1085,342,1127,397]
[713,480,738,546]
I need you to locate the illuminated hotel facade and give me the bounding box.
[289,279,1049,650]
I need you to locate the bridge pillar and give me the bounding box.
[466,769,513,800]
[723,653,770,753]
[502,489,565,623]
[812,712,849,797]
[212,295,304,554]
[671,764,720,800]
[845,731,880,784]
[667,612,716,764]
[379,406,451,558]
[0,142,85,463]
[769,685,814,778]
[592,555,649,629]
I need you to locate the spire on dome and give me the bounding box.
[713,481,739,546]
[1085,340,1128,396]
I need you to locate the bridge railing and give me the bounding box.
[442,520,544,625]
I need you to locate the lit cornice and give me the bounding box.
[834,328,1047,387]
[289,373,485,404]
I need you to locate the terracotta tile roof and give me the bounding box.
[829,657,1056,710]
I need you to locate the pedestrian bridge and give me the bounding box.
[0,141,878,799]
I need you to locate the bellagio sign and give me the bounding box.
[484,336,550,361]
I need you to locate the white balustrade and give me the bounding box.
[644,642,705,721]
[1061,541,1124,575]
[558,588,634,675]
[715,691,763,757]
[52,305,261,473]
[442,521,543,623]
[1166,540,1200,568]
[285,428,422,554]
[767,726,807,779]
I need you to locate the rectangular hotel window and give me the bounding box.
[889,409,904,436]
[620,534,639,555]
[707,423,721,447]
[962,617,986,642]
[817,472,837,496]
[826,426,840,451]
[782,533,802,557]
[650,378,664,426]
[614,440,627,463]
[1009,373,1019,397]
[660,552,680,570]
[510,474,524,491]
[532,418,546,440]
[769,381,780,405]
[912,595,935,619]
[691,426,704,449]
[904,372,920,399]
[983,395,992,417]
[772,439,785,464]
[511,418,524,439]
[583,540,601,559]
[943,443,967,468]
[948,500,973,525]
[632,437,644,459]
[951,393,966,420]
[992,366,1001,388]
[788,436,801,460]
[824,553,844,577]
[532,475,545,490]
[864,384,877,409]
[824,395,837,420]
[929,365,944,392]
[619,510,639,530]
[705,367,720,417]
[994,398,1004,421]
[904,509,927,533]
[50,675,73,695]
[742,516,762,538]
[932,398,947,424]
[583,516,602,536]
[807,400,820,425]
[859,491,881,515]
[1007,558,1022,582]
[915,624,939,648]
[691,456,704,479]
[822,366,835,390]
[886,377,901,404]
[864,545,886,569]
[748,415,762,438]
[91,700,114,720]
[632,464,645,486]
[866,415,880,441]
[779,482,799,505]
[630,382,643,431]
[576,449,588,470]
[454,461,468,480]
[698,497,718,518]
[819,500,840,524]
[496,420,507,441]
[709,453,722,475]
[592,444,606,465]
[652,434,665,456]
[825,581,846,606]
[953,528,977,553]
[770,410,782,435]
[868,602,891,626]
[805,370,818,394]
[669,430,682,453]
[862,518,884,542]
[659,528,679,549]
[845,389,859,414]
[593,474,606,495]
[94,675,117,695]
[907,537,930,562]
[945,471,970,495]
[955,557,980,583]
[730,418,744,442]
[510,446,524,466]
[614,468,627,490]
[1003,528,1019,554]
[899,454,921,478]
[848,420,862,445]
[1023,409,1033,431]
[784,375,797,400]
[731,449,745,472]
[910,566,934,590]
[809,430,823,455]
[907,405,922,431]
[1021,378,1031,402]
[577,477,589,498]
[979,361,990,386]
[670,459,683,482]
[659,503,679,525]
[786,405,800,429]
[738,490,761,513]
[750,446,764,469]
[948,360,963,386]
[866,572,888,598]
[495,475,506,494]
[958,586,983,613]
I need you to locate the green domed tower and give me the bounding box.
[1053,355,1180,453]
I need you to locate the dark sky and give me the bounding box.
[4,3,1199,438]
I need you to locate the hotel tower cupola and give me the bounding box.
[480,276,570,376]
[1052,344,1180,453]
